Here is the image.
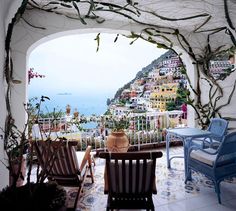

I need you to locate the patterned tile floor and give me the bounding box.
[74,146,236,211]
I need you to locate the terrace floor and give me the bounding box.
[73,146,236,211]
[29,146,236,210]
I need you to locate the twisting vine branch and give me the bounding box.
[21,17,46,29]
[4,0,29,147]
[4,0,236,136]
[224,0,235,31]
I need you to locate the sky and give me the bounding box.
[28,33,167,100]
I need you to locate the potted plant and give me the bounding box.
[0,96,67,210]
[105,115,130,152]
[66,104,71,116]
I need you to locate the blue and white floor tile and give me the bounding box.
[66,147,236,211]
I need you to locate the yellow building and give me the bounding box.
[150,83,178,112]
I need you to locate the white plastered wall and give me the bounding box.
[0,1,8,190]
[12,8,236,131]
[3,1,236,189]
[10,9,166,130]
[0,0,30,189]
[11,9,197,129]
[173,46,197,128]
[200,69,236,130]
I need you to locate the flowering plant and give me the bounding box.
[105,115,130,132]
[28,68,45,84]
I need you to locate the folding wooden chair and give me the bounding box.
[99,151,163,211]
[34,140,94,210]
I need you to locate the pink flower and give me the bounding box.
[28,68,45,84]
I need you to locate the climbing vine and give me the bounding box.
[4,0,236,141]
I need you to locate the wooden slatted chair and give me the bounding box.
[99,151,163,211]
[34,140,94,210]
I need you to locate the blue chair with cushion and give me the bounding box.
[185,131,236,204]
[190,118,228,149]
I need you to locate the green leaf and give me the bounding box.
[156,43,168,49]
[96,17,105,24]
[60,3,72,8]
[145,30,154,36]
[95,7,104,10]
[94,33,100,52]
[114,34,119,42]
[72,2,87,25]
[126,0,132,4]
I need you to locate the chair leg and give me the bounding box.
[89,164,94,183]
[88,154,95,183]
[185,168,192,184]
[215,181,221,204]
[147,196,155,211]
[106,196,111,211]
[72,186,82,210]
[92,155,96,166]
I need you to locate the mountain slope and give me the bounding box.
[113,49,177,100]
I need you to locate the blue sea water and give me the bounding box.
[29,93,109,116]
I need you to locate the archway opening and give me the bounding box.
[28,33,167,114]
[28,32,189,144]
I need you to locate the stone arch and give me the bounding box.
[2,0,236,191]
[10,9,195,129]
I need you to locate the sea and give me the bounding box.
[29,93,110,129]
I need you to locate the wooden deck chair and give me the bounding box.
[34,140,94,210]
[99,151,163,211]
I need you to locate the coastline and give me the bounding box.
[29,93,108,116]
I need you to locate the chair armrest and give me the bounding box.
[189,145,218,154]
[189,136,213,147]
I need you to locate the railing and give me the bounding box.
[33,110,187,151]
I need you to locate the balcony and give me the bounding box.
[33,110,186,150]
[28,145,236,211]
[10,108,233,210]
[29,114,236,211]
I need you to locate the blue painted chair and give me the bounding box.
[185,131,236,204]
[190,118,228,149]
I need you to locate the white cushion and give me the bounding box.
[190,148,217,166]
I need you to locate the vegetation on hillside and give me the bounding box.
[112,50,175,102]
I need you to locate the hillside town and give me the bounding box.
[108,51,188,117]
[34,50,235,137]
[108,50,234,120]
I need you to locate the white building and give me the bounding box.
[112,106,130,116]
[148,68,160,79]
[143,90,151,100]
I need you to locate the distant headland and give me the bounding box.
[57,92,72,95]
